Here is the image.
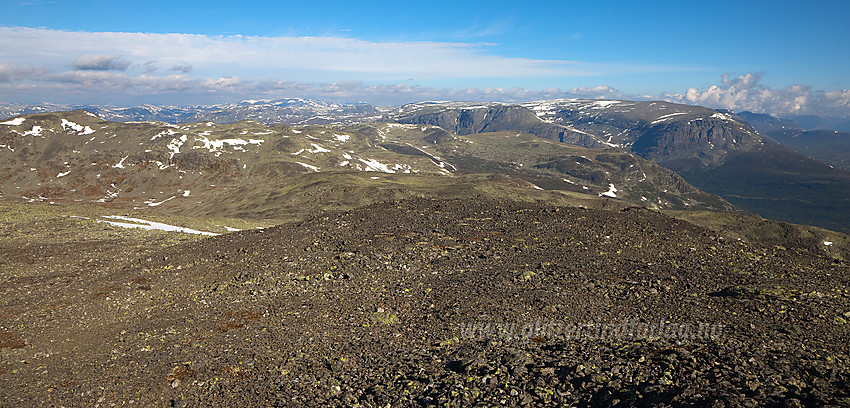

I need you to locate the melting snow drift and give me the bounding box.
[97,216,219,236]
[599,183,618,198]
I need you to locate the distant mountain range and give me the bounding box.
[0,98,382,126]
[2,98,849,233]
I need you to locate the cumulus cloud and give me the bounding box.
[72,55,130,71]
[664,73,850,117]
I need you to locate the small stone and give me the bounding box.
[784,398,803,408]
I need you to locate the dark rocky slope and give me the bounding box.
[2,198,847,406]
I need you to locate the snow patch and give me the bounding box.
[711,112,736,122]
[590,100,621,109]
[21,126,44,137]
[358,158,404,173]
[144,196,176,207]
[61,119,95,135]
[650,112,688,124]
[95,184,120,202]
[151,129,177,140]
[98,216,218,236]
[309,143,331,153]
[167,135,187,159]
[0,118,25,126]
[385,123,417,129]
[599,183,618,198]
[296,162,320,172]
[113,155,129,169]
[56,170,71,178]
[193,136,263,156]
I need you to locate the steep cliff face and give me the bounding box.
[631,115,764,170]
[389,103,602,147]
[525,100,765,168]
[391,100,766,168]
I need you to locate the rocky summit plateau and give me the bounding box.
[0,99,849,407]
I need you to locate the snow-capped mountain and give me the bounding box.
[0,99,382,126]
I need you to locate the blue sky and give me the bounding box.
[1,0,849,116]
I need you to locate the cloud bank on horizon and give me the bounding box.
[664,73,850,119]
[1,26,849,117]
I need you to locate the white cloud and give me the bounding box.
[0,26,615,82]
[665,73,850,117]
[0,63,630,106]
[0,26,683,106]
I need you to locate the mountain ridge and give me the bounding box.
[0,110,731,220]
